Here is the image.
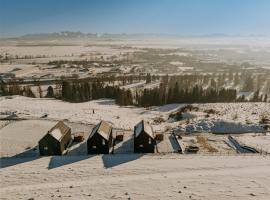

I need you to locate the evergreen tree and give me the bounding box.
[46,86,54,98]
[234,72,239,86]
[251,90,260,102]
[242,75,254,92]
[172,82,179,102]
[264,94,268,102]
[24,86,35,98]
[146,73,151,84]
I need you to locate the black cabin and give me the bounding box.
[87,121,113,154]
[39,121,71,156]
[134,120,156,153]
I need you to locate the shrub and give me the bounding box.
[204,109,219,115]
[259,114,269,124]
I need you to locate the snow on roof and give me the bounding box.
[89,123,99,138]
[134,120,155,139]
[98,121,112,140]
[89,121,112,140]
[50,128,63,141]
[144,122,154,138]
[48,121,70,141]
[134,121,143,138]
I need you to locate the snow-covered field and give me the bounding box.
[0,96,162,130]
[0,96,269,134]
[1,155,270,200]
[0,63,38,77]
[0,45,134,58]
[0,120,56,157]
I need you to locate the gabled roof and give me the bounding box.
[134,120,155,139]
[89,121,112,140]
[48,121,70,141]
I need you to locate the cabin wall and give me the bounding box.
[87,133,111,154]
[39,135,61,156]
[134,131,156,153]
[39,129,71,156]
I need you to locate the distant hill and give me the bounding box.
[18,31,98,40]
[2,32,167,41]
[1,32,269,42]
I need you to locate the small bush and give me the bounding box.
[169,111,183,121]
[169,105,199,121]
[259,114,269,124]
[204,109,219,115]
[263,125,269,130]
[180,105,199,112]
[152,117,165,124]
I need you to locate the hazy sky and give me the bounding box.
[1,0,270,37]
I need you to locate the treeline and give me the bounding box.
[61,80,135,106]
[0,82,35,97]
[60,78,268,107]
[136,85,238,107]
[62,81,120,102]
[0,81,55,98]
[1,72,269,107]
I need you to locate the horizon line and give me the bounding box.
[1,31,270,39]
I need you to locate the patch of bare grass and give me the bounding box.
[196,135,218,153]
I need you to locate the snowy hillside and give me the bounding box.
[0,96,269,133]
[1,155,270,200]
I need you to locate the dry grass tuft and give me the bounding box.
[196,135,218,153]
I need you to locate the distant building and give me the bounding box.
[39,121,71,156]
[87,121,113,154]
[134,120,156,153]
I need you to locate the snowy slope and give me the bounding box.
[0,96,161,130]
[1,155,270,200]
[0,96,269,133]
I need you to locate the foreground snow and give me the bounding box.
[0,120,56,157]
[0,155,269,200]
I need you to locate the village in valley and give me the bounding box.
[1,34,270,199]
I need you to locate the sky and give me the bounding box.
[0,0,270,37]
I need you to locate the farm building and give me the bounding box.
[39,121,71,156]
[134,120,156,153]
[87,121,113,154]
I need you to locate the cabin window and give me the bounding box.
[44,147,48,150]
[148,138,151,144]
[139,144,144,148]
[102,139,105,145]
[92,145,96,149]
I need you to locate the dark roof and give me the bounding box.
[47,121,70,141]
[89,121,112,140]
[134,120,155,139]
